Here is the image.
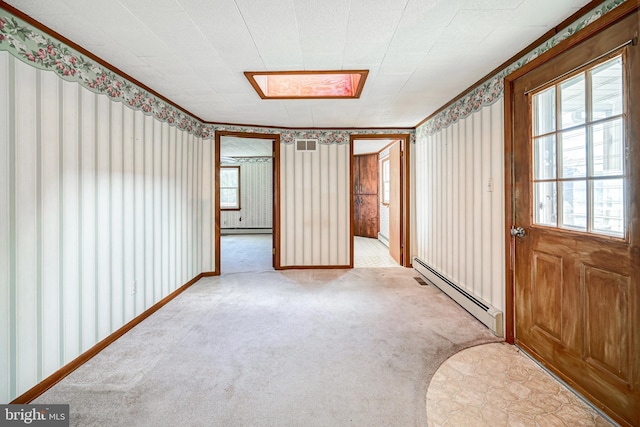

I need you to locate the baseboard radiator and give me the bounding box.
[413,257,503,337]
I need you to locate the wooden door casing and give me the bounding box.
[511,12,639,426]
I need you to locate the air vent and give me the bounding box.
[414,276,429,286]
[296,139,317,151]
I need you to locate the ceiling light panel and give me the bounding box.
[245,70,368,99]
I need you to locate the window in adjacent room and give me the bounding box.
[381,157,390,205]
[220,166,241,210]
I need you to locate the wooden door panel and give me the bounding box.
[531,251,563,341]
[357,154,378,195]
[518,219,638,426]
[353,156,360,193]
[355,194,378,238]
[584,266,631,382]
[511,11,639,426]
[354,154,379,238]
[354,194,362,236]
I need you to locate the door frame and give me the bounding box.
[214,131,281,274]
[502,0,639,345]
[349,134,412,267]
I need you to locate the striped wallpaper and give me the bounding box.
[221,158,273,229]
[0,52,215,402]
[414,101,506,316]
[280,142,351,267]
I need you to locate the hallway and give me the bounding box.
[220,234,400,272]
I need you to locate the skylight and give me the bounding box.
[244,70,368,99]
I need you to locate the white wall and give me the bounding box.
[280,141,350,267]
[414,101,505,312]
[0,52,215,403]
[221,158,272,229]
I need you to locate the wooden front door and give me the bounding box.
[511,12,639,426]
[354,154,379,238]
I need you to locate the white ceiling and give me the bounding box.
[221,136,273,157]
[5,0,591,128]
[353,139,397,155]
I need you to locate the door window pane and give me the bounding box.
[560,128,586,178]
[591,119,624,177]
[560,74,586,129]
[591,57,623,120]
[534,182,557,226]
[533,87,556,136]
[530,54,625,238]
[561,180,587,230]
[592,179,624,236]
[534,135,556,180]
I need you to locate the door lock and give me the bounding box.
[510,226,526,238]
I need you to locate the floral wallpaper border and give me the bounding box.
[417,0,627,138]
[214,125,415,145]
[0,11,210,136]
[224,157,273,163]
[0,9,414,144]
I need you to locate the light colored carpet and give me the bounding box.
[33,267,500,426]
[220,234,273,274]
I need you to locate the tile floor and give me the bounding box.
[426,342,613,426]
[353,236,399,267]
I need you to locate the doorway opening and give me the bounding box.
[350,135,411,268]
[215,131,280,274]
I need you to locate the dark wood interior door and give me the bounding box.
[511,13,639,426]
[354,154,379,238]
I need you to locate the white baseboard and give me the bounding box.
[377,233,389,247]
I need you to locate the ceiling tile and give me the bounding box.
[2,0,597,128]
[117,0,184,12]
[379,53,425,75]
[234,0,303,67]
[440,9,515,42]
[509,0,588,26]
[139,55,192,75]
[458,0,524,9]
